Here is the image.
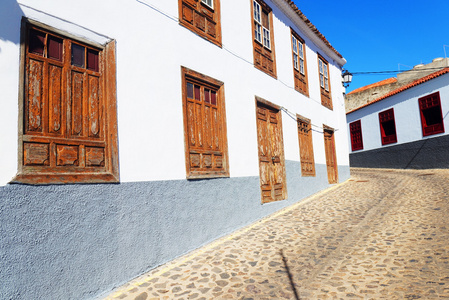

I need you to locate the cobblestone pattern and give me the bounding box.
[105,168,449,300]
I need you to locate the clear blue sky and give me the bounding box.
[292,0,449,93]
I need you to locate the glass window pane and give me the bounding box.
[71,44,85,68]
[48,36,63,61]
[87,49,99,72]
[194,85,201,101]
[29,29,46,56]
[187,82,194,99]
[292,37,297,54]
[255,24,262,43]
[300,60,304,74]
[211,91,217,105]
[293,54,298,70]
[205,89,210,104]
[254,1,260,22]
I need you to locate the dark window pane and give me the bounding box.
[29,29,46,55]
[211,91,217,105]
[204,89,210,104]
[424,107,442,126]
[71,44,85,68]
[382,120,396,136]
[186,82,194,99]
[194,85,200,101]
[48,36,63,61]
[87,49,99,72]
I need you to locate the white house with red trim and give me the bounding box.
[347,67,449,169]
[0,0,350,299]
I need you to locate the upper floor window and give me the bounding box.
[251,0,276,78]
[291,29,308,96]
[419,92,445,137]
[378,108,397,145]
[13,20,119,184]
[318,55,332,110]
[179,0,222,47]
[181,67,229,179]
[349,120,363,151]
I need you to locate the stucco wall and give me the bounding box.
[0,163,350,300]
[0,0,350,299]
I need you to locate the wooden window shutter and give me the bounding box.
[14,20,119,184]
[318,55,332,110]
[181,67,229,179]
[349,120,363,151]
[378,108,397,145]
[251,0,276,78]
[297,116,315,176]
[418,92,445,137]
[179,0,222,47]
[291,29,308,96]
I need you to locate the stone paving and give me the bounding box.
[104,168,449,300]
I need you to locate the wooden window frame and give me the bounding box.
[291,29,308,96]
[181,67,229,179]
[418,92,445,137]
[349,120,364,151]
[178,0,222,47]
[318,55,332,110]
[250,0,277,78]
[297,115,315,176]
[13,19,119,185]
[378,108,397,145]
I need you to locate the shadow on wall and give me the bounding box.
[0,0,24,48]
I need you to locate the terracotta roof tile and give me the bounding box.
[347,67,449,114]
[283,0,343,59]
[347,77,397,95]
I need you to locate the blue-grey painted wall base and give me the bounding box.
[350,134,449,169]
[0,161,350,300]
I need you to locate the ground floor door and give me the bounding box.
[323,126,338,184]
[256,100,287,203]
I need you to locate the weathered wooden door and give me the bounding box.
[323,126,338,184]
[256,101,287,203]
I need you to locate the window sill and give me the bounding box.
[11,172,119,185]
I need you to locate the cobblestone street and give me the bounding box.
[105,168,449,300]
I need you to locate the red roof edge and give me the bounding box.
[347,77,397,95]
[347,67,449,115]
[283,0,343,59]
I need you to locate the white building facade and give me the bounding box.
[0,0,349,299]
[347,68,449,169]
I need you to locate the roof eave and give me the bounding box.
[273,0,346,67]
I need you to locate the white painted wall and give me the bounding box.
[0,0,349,186]
[347,73,449,152]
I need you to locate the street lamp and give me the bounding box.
[342,70,352,88]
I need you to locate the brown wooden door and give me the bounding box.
[256,101,287,203]
[323,126,338,184]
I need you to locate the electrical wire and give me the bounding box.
[351,66,449,76]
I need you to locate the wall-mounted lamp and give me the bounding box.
[342,70,352,88]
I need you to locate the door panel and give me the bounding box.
[256,101,286,203]
[324,127,338,184]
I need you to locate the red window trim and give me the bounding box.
[419,92,445,137]
[349,120,363,151]
[378,108,397,145]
